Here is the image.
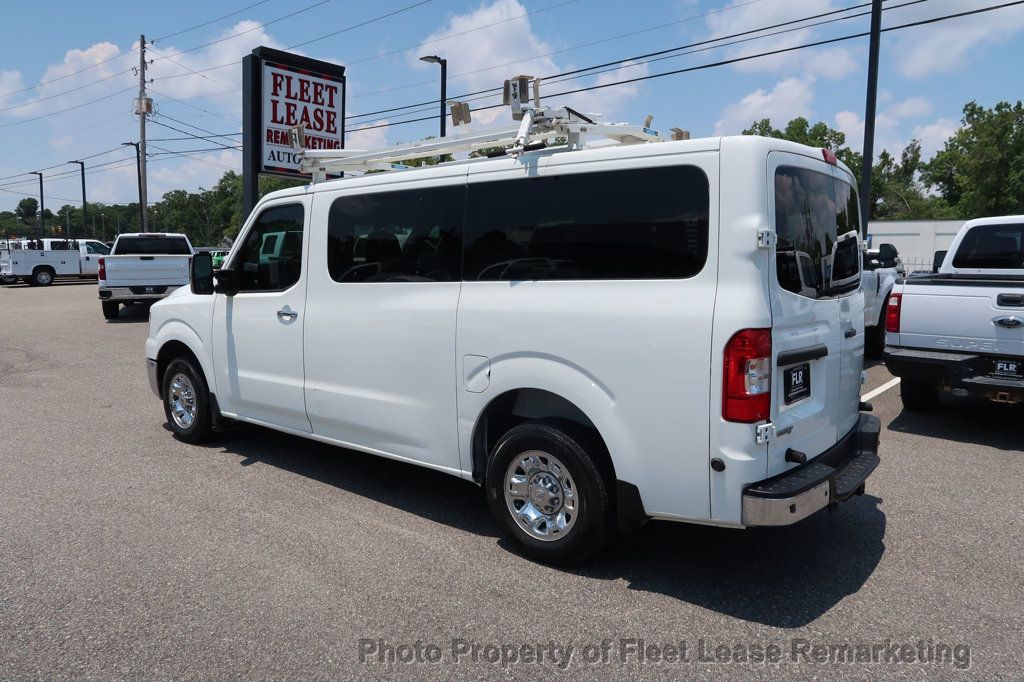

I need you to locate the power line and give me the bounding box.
[150,132,243,142]
[351,0,1024,133]
[152,0,276,42]
[155,112,242,146]
[149,87,242,124]
[0,86,135,130]
[150,119,239,150]
[0,48,137,100]
[348,0,771,103]
[346,0,891,123]
[155,1,437,83]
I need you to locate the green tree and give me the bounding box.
[920,100,1024,217]
[15,197,37,224]
[743,117,863,188]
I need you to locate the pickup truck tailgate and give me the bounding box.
[898,283,1024,357]
[103,255,190,286]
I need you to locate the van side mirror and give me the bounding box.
[213,268,239,296]
[191,252,214,295]
[877,243,898,267]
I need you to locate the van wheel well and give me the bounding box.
[156,341,201,391]
[471,389,614,486]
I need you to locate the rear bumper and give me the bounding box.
[99,285,176,302]
[885,347,1024,397]
[742,414,880,526]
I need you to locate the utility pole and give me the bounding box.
[68,160,86,239]
[30,171,44,235]
[136,34,151,230]
[859,0,883,237]
[65,210,70,236]
[122,142,145,231]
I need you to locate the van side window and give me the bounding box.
[233,203,305,292]
[463,166,709,281]
[327,186,464,282]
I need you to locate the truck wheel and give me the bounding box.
[0,274,16,285]
[31,267,55,286]
[900,379,940,412]
[101,301,120,320]
[162,357,213,443]
[485,421,612,565]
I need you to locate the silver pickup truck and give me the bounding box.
[98,233,193,320]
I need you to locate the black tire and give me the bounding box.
[162,356,213,443]
[485,421,613,565]
[31,267,55,286]
[101,301,120,320]
[0,274,17,285]
[865,323,886,359]
[900,378,940,412]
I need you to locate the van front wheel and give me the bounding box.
[162,357,213,443]
[486,422,612,565]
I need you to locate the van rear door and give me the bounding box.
[767,153,861,477]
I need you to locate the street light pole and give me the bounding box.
[68,160,87,240]
[30,171,44,235]
[419,55,447,138]
[122,142,147,231]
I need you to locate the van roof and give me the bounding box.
[258,134,853,203]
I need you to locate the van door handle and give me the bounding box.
[276,309,298,321]
[844,328,857,339]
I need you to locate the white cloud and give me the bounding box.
[415,0,646,126]
[0,70,27,109]
[912,117,958,157]
[346,121,390,150]
[714,77,815,135]
[888,96,931,119]
[705,0,858,80]
[49,135,73,149]
[888,0,1024,78]
[833,110,902,158]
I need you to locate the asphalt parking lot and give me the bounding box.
[1,281,1022,679]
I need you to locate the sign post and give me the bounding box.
[242,47,346,219]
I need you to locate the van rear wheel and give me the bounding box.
[900,379,940,411]
[485,421,612,565]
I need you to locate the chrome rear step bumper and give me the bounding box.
[742,414,880,526]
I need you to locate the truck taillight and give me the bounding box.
[885,293,902,333]
[98,257,105,281]
[723,328,772,423]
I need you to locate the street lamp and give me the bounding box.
[30,171,44,234]
[419,54,447,138]
[122,142,147,231]
[68,160,86,240]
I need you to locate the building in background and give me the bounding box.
[867,220,966,273]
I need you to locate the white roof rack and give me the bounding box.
[289,75,673,181]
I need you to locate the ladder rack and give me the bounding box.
[290,76,674,181]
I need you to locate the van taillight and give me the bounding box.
[98,257,105,281]
[723,328,772,423]
[885,293,902,333]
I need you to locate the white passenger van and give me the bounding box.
[145,96,879,563]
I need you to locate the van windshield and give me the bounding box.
[951,225,1024,269]
[114,236,191,255]
[774,166,861,299]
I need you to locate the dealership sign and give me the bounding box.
[242,47,346,213]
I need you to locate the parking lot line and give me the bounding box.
[861,376,901,402]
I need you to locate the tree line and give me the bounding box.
[3,100,1021,245]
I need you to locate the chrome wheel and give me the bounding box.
[167,372,197,429]
[504,450,578,541]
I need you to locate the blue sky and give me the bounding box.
[1,0,1023,212]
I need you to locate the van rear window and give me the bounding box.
[951,225,1024,269]
[774,166,861,299]
[113,236,191,255]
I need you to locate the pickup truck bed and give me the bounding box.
[99,233,193,320]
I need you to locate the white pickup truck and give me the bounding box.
[884,215,1024,410]
[98,233,193,320]
[1,238,111,285]
[862,243,902,358]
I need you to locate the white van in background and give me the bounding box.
[144,117,879,564]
